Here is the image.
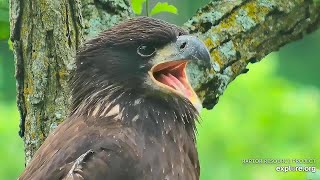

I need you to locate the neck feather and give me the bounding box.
[70,85,199,138]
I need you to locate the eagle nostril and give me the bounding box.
[179,42,187,50]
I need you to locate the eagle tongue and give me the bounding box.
[167,73,187,92]
[158,73,191,97]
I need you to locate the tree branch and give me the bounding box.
[184,0,320,109]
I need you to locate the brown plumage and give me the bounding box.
[19,17,211,180]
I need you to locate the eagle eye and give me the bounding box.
[137,45,156,57]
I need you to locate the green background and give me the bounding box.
[1,0,320,179]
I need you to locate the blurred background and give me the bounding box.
[1,0,320,179]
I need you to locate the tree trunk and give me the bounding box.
[9,0,133,164]
[9,0,320,164]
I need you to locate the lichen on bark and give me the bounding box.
[184,0,320,109]
[10,0,132,164]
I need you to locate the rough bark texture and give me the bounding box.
[10,0,133,164]
[9,0,320,164]
[184,0,320,109]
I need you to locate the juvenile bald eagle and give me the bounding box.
[19,17,211,180]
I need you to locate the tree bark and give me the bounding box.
[9,0,133,164]
[9,0,320,164]
[184,0,320,109]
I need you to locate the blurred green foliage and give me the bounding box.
[131,0,177,16]
[149,2,177,16]
[0,0,9,40]
[1,0,320,180]
[198,55,320,180]
[0,104,24,179]
[0,0,25,179]
[131,0,146,15]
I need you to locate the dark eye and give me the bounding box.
[137,45,156,57]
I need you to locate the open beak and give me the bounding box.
[148,35,211,112]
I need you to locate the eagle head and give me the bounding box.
[71,17,211,124]
[19,17,212,180]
